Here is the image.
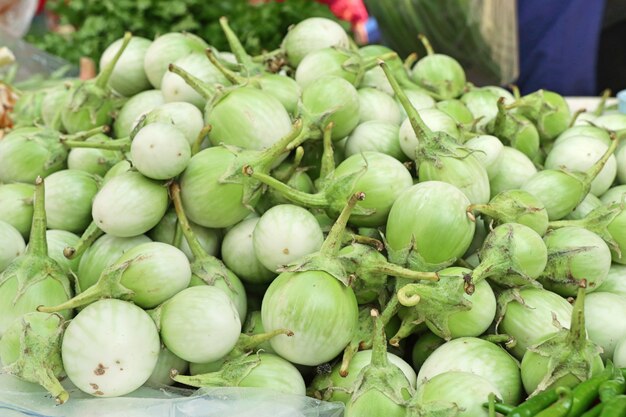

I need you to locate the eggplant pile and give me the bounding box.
[2,16,626,417]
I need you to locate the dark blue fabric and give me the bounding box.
[517,0,606,96]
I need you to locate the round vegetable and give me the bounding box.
[281,17,350,67]
[43,169,99,233]
[130,123,191,180]
[100,36,152,97]
[410,36,466,100]
[113,89,164,138]
[61,299,160,397]
[143,32,207,89]
[417,336,522,405]
[262,269,358,366]
[386,181,475,271]
[221,217,276,284]
[585,291,626,360]
[253,204,324,273]
[416,371,501,417]
[157,286,242,363]
[91,171,169,237]
[0,220,25,272]
[539,227,611,296]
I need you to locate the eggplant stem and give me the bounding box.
[372,262,439,282]
[192,124,212,156]
[172,218,184,249]
[340,342,358,377]
[397,284,422,306]
[169,182,208,261]
[389,309,421,347]
[38,261,134,312]
[320,192,366,256]
[96,32,132,90]
[403,52,418,70]
[594,89,612,116]
[417,33,435,55]
[37,366,69,405]
[168,63,215,99]
[243,167,328,208]
[369,308,389,368]
[205,48,246,85]
[566,279,588,348]
[236,328,293,355]
[64,221,103,260]
[584,131,619,184]
[61,125,109,142]
[347,234,384,251]
[218,16,255,72]
[569,108,586,127]
[318,121,336,180]
[379,60,433,142]
[379,295,400,328]
[482,334,516,347]
[26,177,48,257]
[62,137,130,151]
[257,118,306,169]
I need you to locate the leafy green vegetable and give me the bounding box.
[27,0,346,64]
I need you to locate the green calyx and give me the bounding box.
[405,400,460,417]
[169,181,238,290]
[524,281,603,394]
[171,352,261,388]
[514,90,571,142]
[488,97,541,163]
[37,259,134,313]
[339,304,402,377]
[277,192,367,286]
[225,117,307,202]
[63,220,104,260]
[470,223,546,288]
[388,303,423,347]
[385,235,455,274]
[246,122,374,220]
[0,128,68,182]
[396,272,472,341]
[380,60,467,167]
[62,33,132,133]
[467,189,549,236]
[227,329,294,360]
[0,177,72,308]
[344,309,413,416]
[538,245,596,293]
[338,243,438,304]
[0,312,68,404]
[493,287,526,331]
[548,203,624,256]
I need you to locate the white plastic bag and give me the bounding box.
[0,0,37,38]
[0,375,344,417]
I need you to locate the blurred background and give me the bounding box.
[1,0,625,96]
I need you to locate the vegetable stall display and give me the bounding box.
[2,14,626,417]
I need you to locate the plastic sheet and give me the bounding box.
[0,0,37,38]
[0,375,344,417]
[0,29,77,83]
